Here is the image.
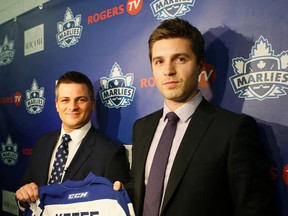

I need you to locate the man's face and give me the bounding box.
[56,83,95,133]
[151,38,202,110]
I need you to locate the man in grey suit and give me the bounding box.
[16,71,130,210]
[115,18,277,216]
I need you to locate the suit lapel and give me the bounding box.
[39,131,60,185]
[161,99,215,212]
[133,110,162,215]
[63,127,95,181]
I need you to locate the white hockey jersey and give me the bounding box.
[24,172,135,216]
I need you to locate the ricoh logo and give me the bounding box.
[230,36,288,101]
[68,192,88,199]
[0,35,15,66]
[24,24,44,56]
[99,62,136,109]
[56,8,83,48]
[150,0,196,20]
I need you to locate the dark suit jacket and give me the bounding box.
[20,126,130,187]
[128,99,277,216]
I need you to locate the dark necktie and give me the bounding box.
[143,112,179,216]
[48,134,71,184]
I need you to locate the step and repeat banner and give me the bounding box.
[0,0,287,215]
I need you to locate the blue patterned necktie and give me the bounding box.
[143,112,179,216]
[48,134,71,184]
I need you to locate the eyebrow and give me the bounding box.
[152,52,191,61]
[58,96,89,100]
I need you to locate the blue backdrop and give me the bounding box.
[0,0,287,215]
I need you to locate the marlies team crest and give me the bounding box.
[150,0,196,20]
[1,135,18,166]
[0,35,15,66]
[230,36,288,100]
[99,62,136,109]
[56,7,83,48]
[25,79,45,114]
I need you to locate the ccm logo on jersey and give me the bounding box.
[68,192,88,199]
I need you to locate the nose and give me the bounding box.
[68,99,78,110]
[164,61,176,76]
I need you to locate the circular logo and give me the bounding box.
[198,63,216,88]
[126,0,143,15]
[14,91,22,106]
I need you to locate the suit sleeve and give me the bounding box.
[103,143,131,184]
[227,115,278,215]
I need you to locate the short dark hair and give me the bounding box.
[148,17,205,64]
[55,71,95,100]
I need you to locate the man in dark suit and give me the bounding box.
[117,18,277,215]
[16,71,130,210]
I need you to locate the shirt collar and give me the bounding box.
[163,92,202,122]
[60,121,92,144]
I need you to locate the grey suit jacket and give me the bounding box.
[20,126,130,186]
[128,98,277,216]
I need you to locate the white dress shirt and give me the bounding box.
[47,121,92,183]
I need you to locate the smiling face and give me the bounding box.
[55,83,95,133]
[151,38,203,110]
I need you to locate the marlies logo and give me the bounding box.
[150,0,196,20]
[99,62,136,109]
[230,36,288,100]
[0,35,15,66]
[1,135,18,166]
[56,7,83,48]
[25,79,45,114]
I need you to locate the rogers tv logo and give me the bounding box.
[88,0,143,24]
[0,91,22,106]
[127,0,143,15]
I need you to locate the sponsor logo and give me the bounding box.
[56,8,83,48]
[24,24,44,56]
[25,79,45,114]
[88,4,125,24]
[14,91,22,106]
[0,91,22,106]
[0,35,15,66]
[127,0,144,15]
[1,135,18,166]
[198,63,216,88]
[68,192,88,199]
[88,1,143,24]
[22,148,33,156]
[150,0,196,20]
[230,36,288,101]
[2,190,18,215]
[270,164,288,186]
[99,62,136,109]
